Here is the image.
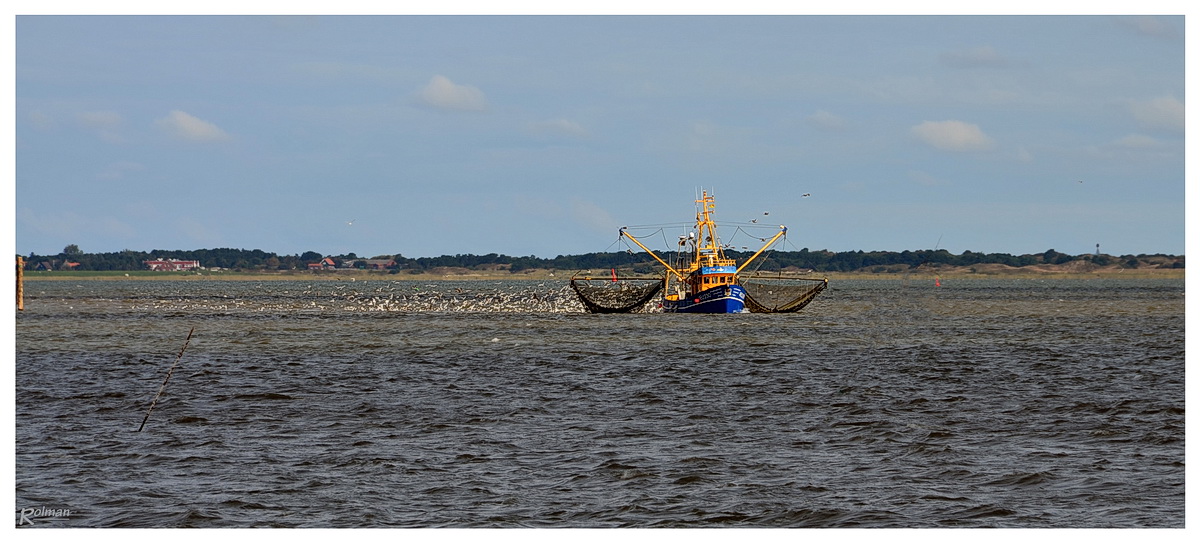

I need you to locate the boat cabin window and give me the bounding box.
[699,275,733,287]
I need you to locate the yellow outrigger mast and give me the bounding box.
[619,227,685,281]
[619,190,788,281]
[736,226,787,275]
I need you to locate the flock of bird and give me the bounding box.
[125,281,602,314]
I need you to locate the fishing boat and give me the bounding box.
[571,191,827,314]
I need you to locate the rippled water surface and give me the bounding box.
[14,278,1185,527]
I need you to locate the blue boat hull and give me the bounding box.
[663,285,747,313]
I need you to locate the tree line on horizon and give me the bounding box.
[19,245,1184,273]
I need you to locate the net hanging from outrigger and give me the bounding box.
[570,278,664,313]
[741,277,828,313]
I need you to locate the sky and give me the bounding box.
[9,7,1189,260]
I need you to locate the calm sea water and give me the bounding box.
[14,277,1185,527]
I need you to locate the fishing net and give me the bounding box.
[742,277,828,313]
[570,278,664,313]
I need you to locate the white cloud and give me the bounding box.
[907,170,945,187]
[571,199,618,234]
[911,120,995,152]
[690,121,717,138]
[1111,134,1160,149]
[18,208,86,240]
[940,45,1010,69]
[527,118,589,138]
[155,110,230,142]
[97,161,146,180]
[1117,16,1180,40]
[77,110,126,143]
[268,16,320,31]
[1014,145,1034,163]
[1130,96,1183,132]
[97,131,125,144]
[78,110,123,128]
[175,216,224,246]
[806,109,846,131]
[683,120,750,153]
[292,61,401,83]
[28,110,56,131]
[17,208,135,241]
[417,75,488,112]
[97,216,138,239]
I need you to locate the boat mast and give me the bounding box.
[690,191,735,271]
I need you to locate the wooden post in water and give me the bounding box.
[16,256,23,311]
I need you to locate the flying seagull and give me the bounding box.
[802,193,811,197]
[346,219,356,226]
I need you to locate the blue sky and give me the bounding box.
[11,10,1187,259]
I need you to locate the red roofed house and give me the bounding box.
[34,260,80,271]
[144,259,202,271]
[307,257,337,270]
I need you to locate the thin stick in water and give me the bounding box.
[137,327,195,432]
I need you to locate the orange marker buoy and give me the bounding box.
[935,276,941,287]
[611,268,617,282]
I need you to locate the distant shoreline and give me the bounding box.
[19,265,1184,282]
